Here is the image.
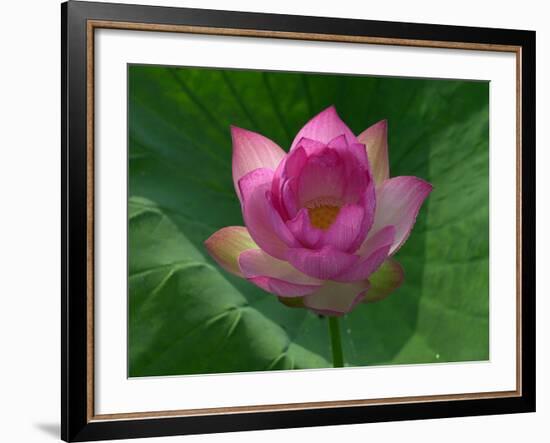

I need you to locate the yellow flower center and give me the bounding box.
[308,205,341,230]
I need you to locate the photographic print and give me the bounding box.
[127,65,489,378]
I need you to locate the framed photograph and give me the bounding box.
[61,1,535,441]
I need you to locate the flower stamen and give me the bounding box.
[308,204,341,230]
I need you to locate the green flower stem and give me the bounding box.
[328,316,344,368]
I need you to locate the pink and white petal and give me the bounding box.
[340,181,376,237]
[239,249,322,297]
[239,249,321,284]
[231,126,286,202]
[357,120,389,186]
[286,246,359,280]
[294,137,326,155]
[238,167,274,203]
[363,258,404,303]
[304,281,369,316]
[248,277,320,297]
[281,179,299,219]
[283,146,308,178]
[348,143,370,168]
[290,106,359,150]
[286,208,322,248]
[326,134,348,150]
[370,176,433,255]
[272,146,305,198]
[297,149,345,206]
[334,142,372,204]
[339,167,369,205]
[204,226,258,277]
[327,135,369,169]
[334,226,395,282]
[265,192,301,246]
[361,181,377,234]
[239,170,298,259]
[316,204,366,253]
[270,147,306,218]
[240,170,297,249]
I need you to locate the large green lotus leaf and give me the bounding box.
[128,65,489,376]
[128,197,330,375]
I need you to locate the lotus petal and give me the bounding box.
[315,204,366,253]
[304,281,370,316]
[271,146,307,218]
[239,168,298,259]
[294,137,326,155]
[363,258,404,303]
[296,148,345,207]
[286,246,358,280]
[204,226,258,277]
[239,249,322,297]
[290,106,358,150]
[334,226,395,282]
[369,176,433,255]
[231,126,286,202]
[327,135,370,170]
[286,208,322,248]
[358,120,389,186]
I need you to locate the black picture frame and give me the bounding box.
[61,1,536,441]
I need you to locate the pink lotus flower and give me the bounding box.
[205,107,432,316]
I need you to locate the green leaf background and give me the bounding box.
[128,65,489,377]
